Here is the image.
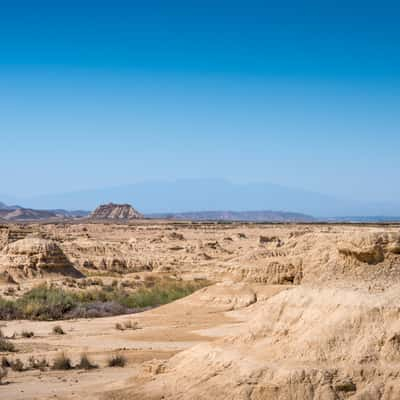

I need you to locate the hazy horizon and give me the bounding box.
[2,177,400,217]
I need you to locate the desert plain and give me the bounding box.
[1,221,400,399]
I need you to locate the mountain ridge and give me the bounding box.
[12,179,400,217]
[148,210,315,222]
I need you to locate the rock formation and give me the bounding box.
[0,238,83,280]
[90,203,143,220]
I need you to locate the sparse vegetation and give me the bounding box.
[0,367,7,385]
[52,352,72,370]
[0,279,208,321]
[1,356,10,368]
[115,322,125,331]
[115,320,139,331]
[28,356,48,371]
[124,320,140,330]
[77,353,98,370]
[21,330,34,338]
[52,325,65,335]
[0,330,15,352]
[10,358,24,372]
[107,354,127,367]
[4,287,15,296]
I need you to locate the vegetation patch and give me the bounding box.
[52,353,73,370]
[0,331,15,353]
[0,367,7,385]
[52,325,65,335]
[107,354,127,367]
[77,353,98,370]
[0,279,208,321]
[28,356,49,371]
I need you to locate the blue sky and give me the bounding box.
[1,0,399,202]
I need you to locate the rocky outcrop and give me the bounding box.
[0,238,83,280]
[90,203,143,220]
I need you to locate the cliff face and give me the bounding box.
[90,203,143,220]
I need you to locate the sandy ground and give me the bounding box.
[1,281,286,399]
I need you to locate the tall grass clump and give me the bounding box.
[16,285,77,320]
[107,354,127,367]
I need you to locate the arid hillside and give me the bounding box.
[1,221,400,399]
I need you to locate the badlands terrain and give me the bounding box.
[1,220,400,399]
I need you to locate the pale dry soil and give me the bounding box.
[0,282,286,400]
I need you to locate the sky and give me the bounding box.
[1,0,399,203]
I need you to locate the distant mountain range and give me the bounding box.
[1,198,400,223]
[0,200,314,222]
[0,201,88,221]
[2,179,400,221]
[10,179,400,217]
[148,210,315,222]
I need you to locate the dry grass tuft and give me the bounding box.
[107,354,127,367]
[52,353,72,370]
[52,325,65,335]
[0,331,15,352]
[77,353,98,370]
[0,367,7,385]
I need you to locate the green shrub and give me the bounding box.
[15,285,77,320]
[0,298,20,319]
[0,279,209,321]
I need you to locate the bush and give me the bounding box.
[0,298,20,319]
[124,320,140,330]
[66,301,127,319]
[52,325,65,335]
[16,285,77,320]
[52,353,72,370]
[1,356,10,368]
[0,279,209,321]
[77,353,98,370]
[0,337,15,352]
[4,287,15,296]
[10,358,24,372]
[115,322,125,331]
[107,354,126,367]
[28,356,48,371]
[21,330,34,338]
[0,367,7,385]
